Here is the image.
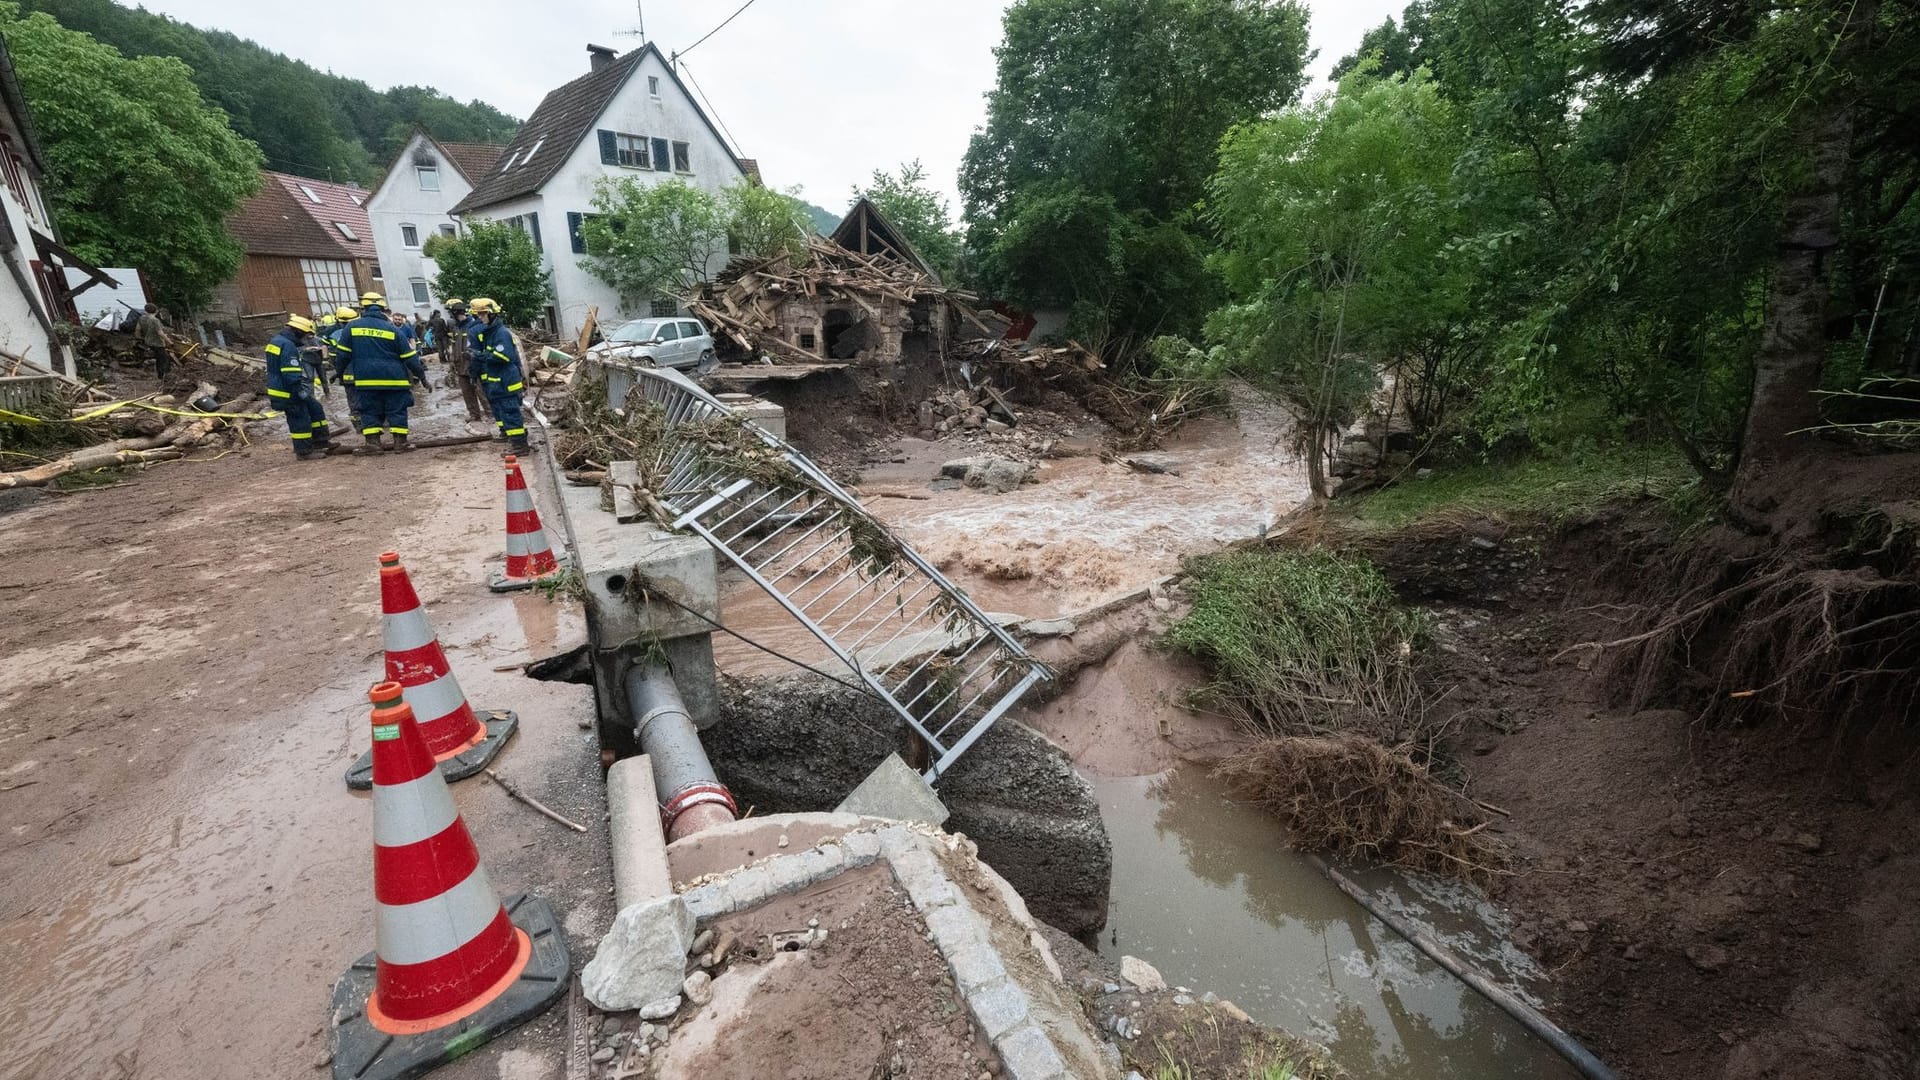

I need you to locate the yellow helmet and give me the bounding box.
[443,298,465,309]
[319,314,336,328]
[287,314,316,334]
[469,297,499,316]
[336,306,358,321]
[360,292,386,307]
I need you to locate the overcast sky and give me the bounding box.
[136,0,1402,213]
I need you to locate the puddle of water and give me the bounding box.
[1092,766,1581,1080]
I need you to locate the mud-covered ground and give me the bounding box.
[1373,514,1920,1080]
[0,381,608,1080]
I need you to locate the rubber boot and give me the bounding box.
[359,434,384,455]
[392,433,412,453]
[509,434,530,455]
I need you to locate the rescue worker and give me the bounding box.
[441,299,488,422]
[342,292,426,452]
[327,305,361,431]
[468,298,528,453]
[265,314,330,460]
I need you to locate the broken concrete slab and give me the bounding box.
[581,894,696,1012]
[835,752,951,826]
[1019,617,1078,638]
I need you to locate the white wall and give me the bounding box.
[65,266,146,324]
[367,132,475,316]
[0,182,66,376]
[466,49,746,340]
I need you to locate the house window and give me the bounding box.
[400,224,420,248]
[650,297,678,318]
[350,194,365,207]
[523,137,545,164]
[334,222,358,241]
[672,142,691,173]
[439,224,457,237]
[409,278,430,305]
[648,76,661,97]
[798,331,816,351]
[566,211,607,255]
[504,213,542,251]
[615,133,651,169]
[416,166,439,191]
[298,183,321,204]
[370,262,383,282]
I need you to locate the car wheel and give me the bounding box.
[696,349,717,375]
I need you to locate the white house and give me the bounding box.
[450,43,749,340]
[365,130,503,316]
[0,36,116,378]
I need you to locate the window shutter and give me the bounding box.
[528,213,543,251]
[568,212,585,255]
[651,138,670,174]
[598,129,618,165]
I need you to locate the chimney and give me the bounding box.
[587,44,617,72]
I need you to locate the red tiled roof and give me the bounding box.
[440,141,507,183]
[227,176,348,260]
[264,171,376,260]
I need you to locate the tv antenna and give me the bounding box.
[616,0,646,41]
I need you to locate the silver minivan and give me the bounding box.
[589,317,717,373]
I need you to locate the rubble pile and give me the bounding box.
[688,236,1009,364]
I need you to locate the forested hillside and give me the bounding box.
[19,0,516,183]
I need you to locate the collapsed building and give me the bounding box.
[690,198,1008,368]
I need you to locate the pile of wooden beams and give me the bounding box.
[687,236,1009,364]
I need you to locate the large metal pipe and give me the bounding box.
[623,658,736,841]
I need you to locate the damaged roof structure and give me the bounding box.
[689,199,1005,367]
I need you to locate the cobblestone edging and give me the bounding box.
[678,824,1077,1080]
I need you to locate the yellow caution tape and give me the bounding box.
[0,400,277,425]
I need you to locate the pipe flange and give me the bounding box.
[660,780,737,831]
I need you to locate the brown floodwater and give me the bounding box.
[1092,766,1583,1080]
[714,386,1306,677]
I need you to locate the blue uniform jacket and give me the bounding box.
[343,311,425,388]
[264,329,311,403]
[473,321,523,394]
[328,326,354,384]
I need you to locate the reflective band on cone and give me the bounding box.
[363,683,525,1028]
[500,456,560,582]
[379,552,485,759]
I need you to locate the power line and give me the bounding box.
[674,0,764,61]
[678,62,745,160]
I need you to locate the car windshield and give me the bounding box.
[611,319,669,344]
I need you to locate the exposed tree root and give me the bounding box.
[1575,504,1920,727]
[1214,734,1509,882]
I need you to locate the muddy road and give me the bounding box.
[0,392,606,1080]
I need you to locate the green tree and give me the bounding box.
[961,0,1311,350]
[1207,71,1466,502]
[1331,3,1434,81]
[724,183,812,263]
[18,0,515,183]
[853,161,961,281]
[580,179,729,309]
[0,3,261,312]
[429,222,551,327]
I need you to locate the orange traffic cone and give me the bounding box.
[345,552,517,790]
[489,455,564,593]
[330,683,568,1080]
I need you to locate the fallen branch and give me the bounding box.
[484,768,587,832]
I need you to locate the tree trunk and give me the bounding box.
[1305,424,1330,506]
[1729,1,1873,519]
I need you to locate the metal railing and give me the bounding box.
[619,365,1049,783]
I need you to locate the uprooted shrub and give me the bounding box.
[1215,735,1508,881]
[1164,548,1430,742]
